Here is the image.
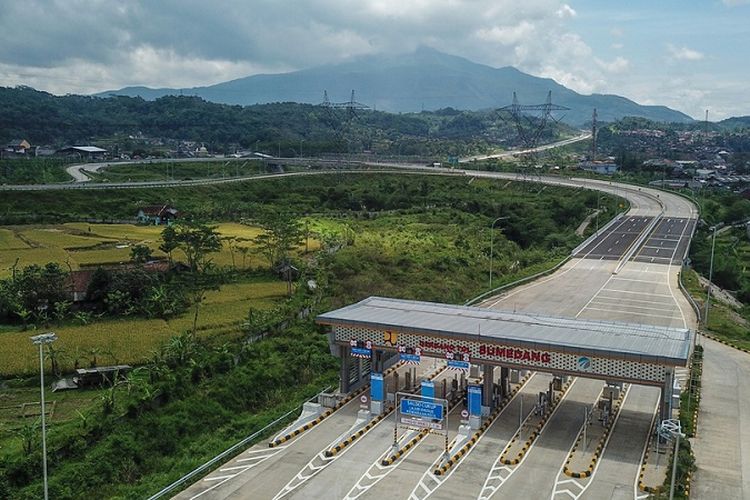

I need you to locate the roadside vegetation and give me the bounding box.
[85,159,265,183]
[0,174,621,499]
[0,158,72,185]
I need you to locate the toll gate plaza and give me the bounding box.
[316,296,694,425]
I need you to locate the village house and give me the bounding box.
[136,204,180,225]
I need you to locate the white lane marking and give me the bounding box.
[486,215,639,308]
[550,386,630,500]
[609,277,665,285]
[583,307,677,321]
[587,299,679,313]
[403,375,535,500]
[342,429,427,500]
[633,399,661,500]
[189,446,289,499]
[477,379,578,500]
[662,219,691,329]
[593,294,675,305]
[599,289,673,298]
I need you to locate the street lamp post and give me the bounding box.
[703,225,717,328]
[489,216,510,290]
[31,332,57,500]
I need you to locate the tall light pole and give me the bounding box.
[704,225,717,328]
[489,216,510,290]
[31,332,57,500]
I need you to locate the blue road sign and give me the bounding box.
[351,347,371,358]
[447,359,470,370]
[400,353,421,364]
[400,398,444,420]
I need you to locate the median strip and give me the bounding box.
[562,385,627,479]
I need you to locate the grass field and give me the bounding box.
[0,222,314,276]
[0,279,288,377]
[86,160,265,183]
[682,269,750,349]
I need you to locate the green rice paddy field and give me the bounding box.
[0,222,305,376]
[0,222,320,275]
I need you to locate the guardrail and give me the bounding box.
[146,386,330,500]
[678,270,702,324]
[464,255,572,307]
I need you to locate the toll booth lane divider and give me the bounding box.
[381,375,484,467]
[562,385,628,479]
[637,408,662,494]
[498,378,575,467]
[268,362,404,448]
[433,372,533,476]
[325,364,447,458]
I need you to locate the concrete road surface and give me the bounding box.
[692,337,750,500]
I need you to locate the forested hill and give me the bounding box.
[0,86,575,154]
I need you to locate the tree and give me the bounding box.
[159,225,178,264]
[167,222,222,272]
[85,267,111,305]
[249,212,304,268]
[130,244,153,264]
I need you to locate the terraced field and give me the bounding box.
[0,222,318,276]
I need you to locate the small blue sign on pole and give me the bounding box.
[421,380,435,400]
[351,347,371,358]
[400,353,421,364]
[447,359,470,371]
[468,385,482,416]
[371,372,384,402]
[400,398,444,420]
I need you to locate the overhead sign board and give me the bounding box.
[447,359,470,371]
[400,398,444,420]
[351,347,371,358]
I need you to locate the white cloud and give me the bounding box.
[0,0,608,95]
[667,44,705,61]
[722,0,749,6]
[610,27,624,37]
[596,56,630,73]
[611,43,624,50]
[556,4,576,18]
[0,48,291,95]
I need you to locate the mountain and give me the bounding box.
[719,116,750,130]
[99,47,692,126]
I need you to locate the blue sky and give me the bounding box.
[0,0,747,119]
[566,0,749,118]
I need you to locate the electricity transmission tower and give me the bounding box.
[317,90,371,155]
[498,91,569,181]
